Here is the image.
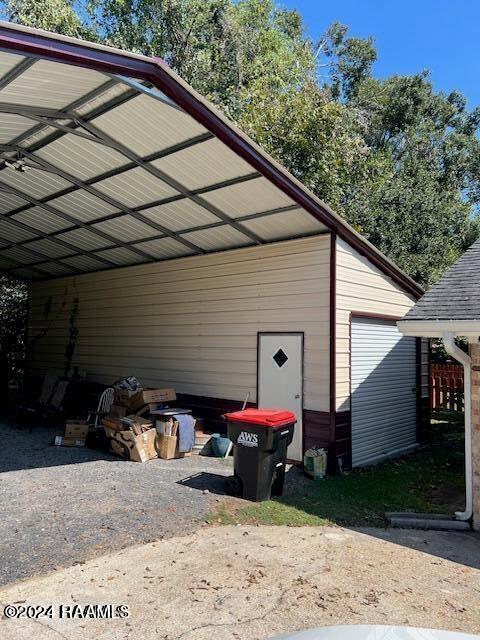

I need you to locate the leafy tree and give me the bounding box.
[0,275,27,396]
[3,0,94,37]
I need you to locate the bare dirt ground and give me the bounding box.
[1,525,479,640]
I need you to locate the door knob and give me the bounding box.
[294,394,300,399]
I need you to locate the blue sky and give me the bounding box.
[280,0,480,108]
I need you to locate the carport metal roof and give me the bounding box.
[0,22,422,298]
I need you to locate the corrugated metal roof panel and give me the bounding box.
[0,218,38,243]
[151,138,254,191]
[56,227,114,251]
[26,238,77,259]
[0,254,17,269]
[49,190,119,222]
[62,254,108,271]
[0,58,107,109]
[181,225,252,251]
[241,208,326,241]
[36,261,75,276]
[201,177,295,218]
[0,51,26,78]
[94,166,178,207]
[92,94,207,157]
[12,206,72,234]
[36,134,127,181]
[140,199,219,231]
[0,190,27,213]
[0,166,71,199]
[11,267,42,280]
[75,82,133,117]
[133,237,194,259]
[95,246,146,266]
[92,214,157,242]
[0,245,41,264]
[0,112,36,143]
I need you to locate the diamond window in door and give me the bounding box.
[273,348,288,368]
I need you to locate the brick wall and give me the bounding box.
[470,343,480,530]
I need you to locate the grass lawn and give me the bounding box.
[211,410,465,528]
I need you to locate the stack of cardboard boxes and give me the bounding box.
[102,414,158,463]
[110,388,177,417]
[55,419,89,447]
[104,387,189,462]
[55,385,195,463]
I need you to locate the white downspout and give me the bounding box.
[443,332,472,521]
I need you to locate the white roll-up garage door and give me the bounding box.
[351,316,417,468]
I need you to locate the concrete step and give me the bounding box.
[385,512,471,531]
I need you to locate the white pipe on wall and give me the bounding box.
[443,332,473,521]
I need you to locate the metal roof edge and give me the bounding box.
[0,21,423,299]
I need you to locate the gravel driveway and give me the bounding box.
[0,525,479,639]
[0,420,232,586]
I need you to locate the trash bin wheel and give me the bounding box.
[271,466,286,496]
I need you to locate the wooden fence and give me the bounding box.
[430,363,464,412]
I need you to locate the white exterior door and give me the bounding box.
[258,333,303,461]
[351,316,417,468]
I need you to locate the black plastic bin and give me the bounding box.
[224,408,296,502]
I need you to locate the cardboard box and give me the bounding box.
[114,387,143,407]
[128,388,176,411]
[55,435,86,447]
[122,415,153,432]
[110,403,128,418]
[102,416,124,432]
[64,419,89,440]
[104,426,158,463]
[156,433,180,460]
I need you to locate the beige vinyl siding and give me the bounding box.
[335,238,417,411]
[29,235,331,410]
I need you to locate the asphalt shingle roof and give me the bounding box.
[403,239,480,321]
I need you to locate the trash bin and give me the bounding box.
[224,408,296,502]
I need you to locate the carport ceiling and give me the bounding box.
[0,47,327,281]
[0,23,423,300]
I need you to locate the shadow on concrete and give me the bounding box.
[0,417,116,473]
[177,470,231,496]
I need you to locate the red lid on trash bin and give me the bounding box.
[224,408,296,427]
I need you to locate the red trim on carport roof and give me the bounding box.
[0,26,154,77]
[0,24,423,300]
[350,311,404,322]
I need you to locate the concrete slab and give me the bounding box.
[0,525,479,639]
